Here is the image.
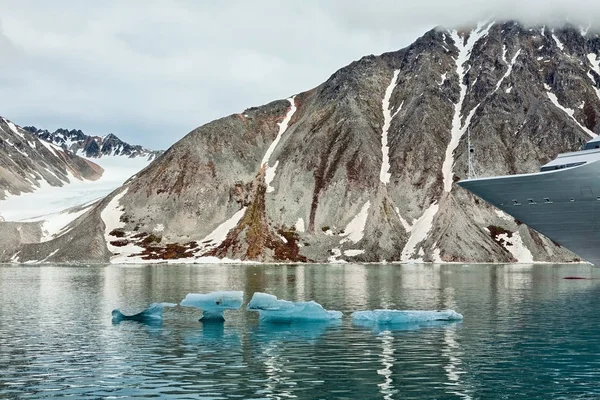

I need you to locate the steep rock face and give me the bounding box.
[7,20,600,264]
[0,117,103,201]
[24,127,162,160]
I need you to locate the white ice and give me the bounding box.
[340,200,370,244]
[443,22,493,192]
[261,97,297,193]
[352,309,463,324]
[180,291,243,320]
[379,69,400,184]
[247,292,342,322]
[401,202,439,262]
[112,302,176,323]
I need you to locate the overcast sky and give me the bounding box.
[0,1,598,149]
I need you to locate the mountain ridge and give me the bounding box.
[23,126,163,160]
[2,20,599,264]
[0,116,104,202]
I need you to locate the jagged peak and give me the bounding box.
[25,125,163,160]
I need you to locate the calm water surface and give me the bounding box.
[1,263,600,399]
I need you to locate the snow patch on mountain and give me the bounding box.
[340,201,371,244]
[4,119,24,139]
[24,201,95,242]
[295,217,305,233]
[195,207,247,255]
[262,97,297,193]
[443,22,493,192]
[101,188,144,261]
[498,231,534,263]
[380,70,400,184]
[495,48,521,92]
[401,202,439,262]
[552,31,565,51]
[394,207,413,232]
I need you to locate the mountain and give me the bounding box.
[23,127,162,160]
[3,20,599,264]
[0,117,103,203]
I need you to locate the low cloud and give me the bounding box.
[0,0,598,149]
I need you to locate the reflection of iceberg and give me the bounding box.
[354,319,461,334]
[182,322,241,348]
[247,292,342,322]
[180,291,243,321]
[253,320,341,343]
[352,310,463,333]
[111,302,176,324]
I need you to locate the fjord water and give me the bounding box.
[1,264,600,399]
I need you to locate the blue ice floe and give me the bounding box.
[180,291,244,321]
[112,302,177,324]
[352,309,463,325]
[247,292,342,322]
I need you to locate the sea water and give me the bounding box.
[1,263,600,399]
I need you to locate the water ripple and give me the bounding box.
[1,263,600,398]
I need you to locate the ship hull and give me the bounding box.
[458,160,600,265]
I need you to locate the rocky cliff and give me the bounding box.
[24,127,162,160]
[0,117,103,202]
[5,21,600,264]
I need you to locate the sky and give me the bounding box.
[0,0,598,150]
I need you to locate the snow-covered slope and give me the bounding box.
[0,116,103,203]
[0,154,151,221]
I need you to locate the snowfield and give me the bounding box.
[0,155,152,221]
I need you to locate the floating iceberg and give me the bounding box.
[111,302,176,324]
[247,292,342,322]
[180,291,244,321]
[351,309,463,324]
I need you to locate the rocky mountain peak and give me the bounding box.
[23,126,163,160]
[0,117,103,201]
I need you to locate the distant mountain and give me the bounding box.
[0,117,103,201]
[4,20,600,264]
[23,127,163,160]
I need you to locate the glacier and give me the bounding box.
[247,292,342,322]
[111,302,176,324]
[180,291,244,321]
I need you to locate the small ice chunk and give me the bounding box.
[351,309,463,324]
[180,291,244,321]
[111,302,176,323]
[247,292,342,322]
